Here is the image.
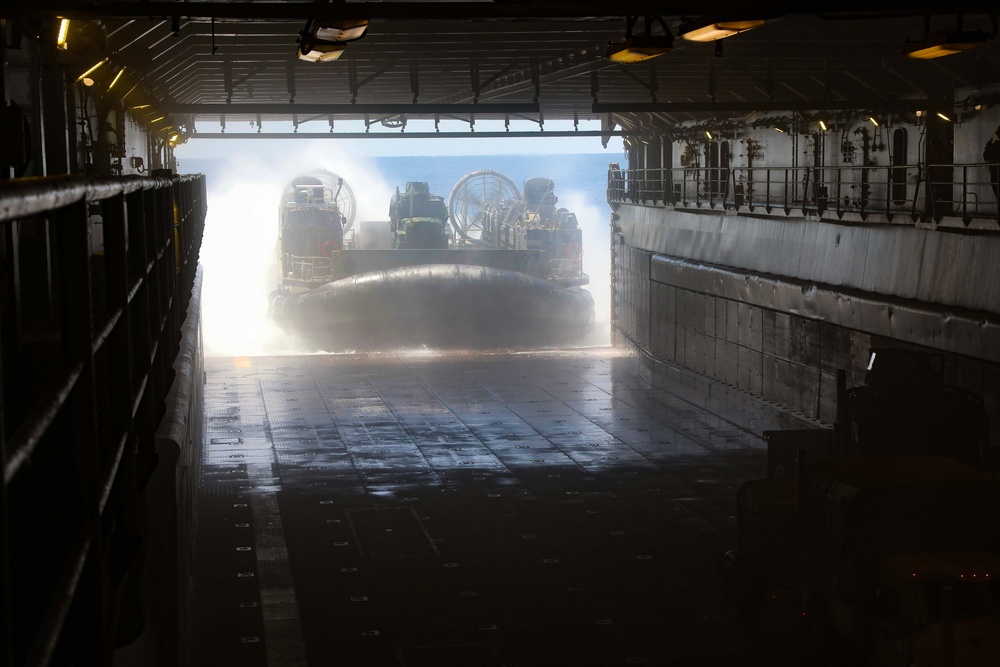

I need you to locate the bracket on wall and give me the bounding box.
[615,62,658,103]
[349,62,395,104]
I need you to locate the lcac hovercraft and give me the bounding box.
[269,169,594,351]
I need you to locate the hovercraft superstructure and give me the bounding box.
[270,169,594,350]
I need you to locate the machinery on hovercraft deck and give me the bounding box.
[448,171,589,289]
[270,169,594,349]
[389,181,450,249]
[276,170,356,295]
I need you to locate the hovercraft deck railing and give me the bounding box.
[609,162,1000,226]
[0,173,206,667]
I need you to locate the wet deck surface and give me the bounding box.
[192,349,804,666]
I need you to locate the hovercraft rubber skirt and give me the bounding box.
[270,263,594,350]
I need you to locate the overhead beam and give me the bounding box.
[188,130,624,139]
[7,2,998,20]
[162,103,540,115]
[592,99,933,113]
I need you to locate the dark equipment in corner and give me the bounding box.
[842,348,992,469]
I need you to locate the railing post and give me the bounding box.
[0,285,8,667]
[962,165,969,224]
[53,199,103,661]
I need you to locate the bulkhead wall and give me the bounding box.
[612,203,1000,444]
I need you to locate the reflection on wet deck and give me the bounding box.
[194,349,798,666]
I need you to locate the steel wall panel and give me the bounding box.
[650,255,1000,364]
[624,204,1000,316]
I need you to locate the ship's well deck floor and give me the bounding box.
[193,348,806,666]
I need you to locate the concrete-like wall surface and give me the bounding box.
[620,204,1000,316]
[611,206,1000,443]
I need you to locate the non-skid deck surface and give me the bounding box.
[192,349,803,666]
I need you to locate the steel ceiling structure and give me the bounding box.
[10,2,1000,136]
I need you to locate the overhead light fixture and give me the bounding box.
[775,127,785,133]
[819,119,828,131]
[57,19,69,49]
[869,116,879,127]
[705,130,713,140]
[607,35,674,63]
[75,58,108,83]
[297,17,368,63]
[680,20,765,42]
[937,112,952,121]
[607,15,674,63]
[298,42,346,62]
[130,104,150,110]
[108,67,125,91]
[314,19,369,42]
[904,30,990,59]
[149,116,165,123]
[169,134,179,143]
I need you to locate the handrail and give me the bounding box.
[608,161,994,226]
[0,173,206,667]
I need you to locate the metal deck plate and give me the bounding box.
[193,349,809,666]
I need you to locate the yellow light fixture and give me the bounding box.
[606,36,673,63]
[82,77,95,87]
[904,30,989,59]
[775,127,785,133]
[169,134,179,143]
[298,42,347,62]
[108,67,125,91]
[869,116,879,127]
[75,57,108,83]
[130,104,150,110]
[937,112,952,121]
[607,16,674,63]
[680,20,765,42]
[57,19,69,49]
[705,131,713,140]
[149,116,165,123]
[819,119,828,131]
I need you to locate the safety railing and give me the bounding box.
[0,173,206,667]
[927,162,1000,224]
[286,253,334,282]
[608,163,938,224]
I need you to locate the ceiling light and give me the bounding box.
[606,35,673,63]
[108,67,125,91]
[57,19,69,49]
[904,30,989,59]
[149,116,165,123]
[169,134,179,143]
[314,19,369,42]
[819,120,828,131]
[680,20,765,42]
[297,17,367,63]
[775,127,784,133]
[298,43,347,63]
[75,57,108,83]
[607,16,674,63]
[937,112,952,121]
[130,104,150,110]
[705,131,713,140]
[869,116,880,127]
